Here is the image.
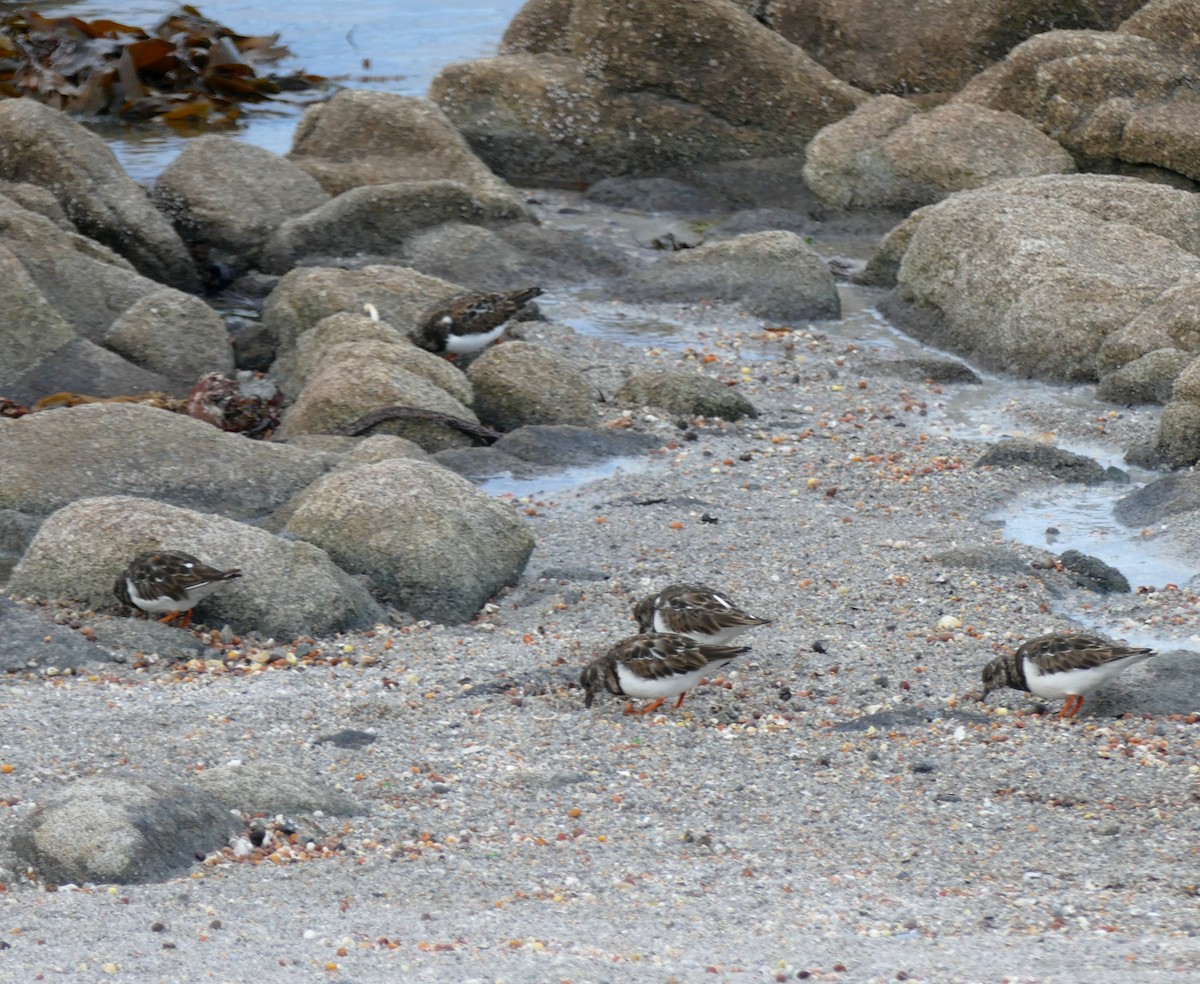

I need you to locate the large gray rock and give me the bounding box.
[289,90,524,204]
[1115,470,1200,525]
[1097,349,1190,405]
[432,0,865,183]
[152,135,330,266]
[279,351,480,451]
[258,180,531,275]
[803,97,1075,210]
[276,311,471,405]
[0,403,335,519]
[0,596,109,673]
[882,176,1200,382]
[283,459,535,623]
[766,0,1113,96]
[9,776,232,885]
[261,264,456,357]
[0,195,192,345]
[1099,281,1200,374]
[399,221,631,289]
[0,100,199,291]
[974,439,1108,483]
[618,231,840,321]
[467,341,597,431]
[193,761,363,817]
[616,370,758,421]
[955,27,1200,184]
[102,290,235,390]
[9,496,385,639]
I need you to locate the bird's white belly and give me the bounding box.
[445,322,507,354]
[125,580,183,613]
[615,663,706,700]
[1024,660,1124,699]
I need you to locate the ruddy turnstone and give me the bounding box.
[633,583,771,646]
[579,632,749,715]
[980,632,1156,719]
[114,551,242,629]
[411,286,543,356]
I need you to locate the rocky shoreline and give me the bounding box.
[3,1,1200,979]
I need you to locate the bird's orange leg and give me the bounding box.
[632,697,667,716]
[158,610,182,625]
[673,691,688,709]
[1057,694,1084,719]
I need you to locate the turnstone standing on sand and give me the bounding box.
[634,583,771,646]
[114,551,242,629]
[980,632,1156,719]
[580,632,749,715]
[411,286,543,357]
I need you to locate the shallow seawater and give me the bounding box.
[479,457,651,500]
[36,0,528,182]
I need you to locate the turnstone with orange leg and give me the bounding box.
[980,632,1156,719]
[411,285,543,357]
[114,551,242,629]
[633,583,771,646]
[579,632,749,715]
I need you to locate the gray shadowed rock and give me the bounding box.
[1156,400,1200,468]
[0,243,171,403]
[803,97,1075,210]
[491,425,660,466]
[0,100,199,292]
[1114,471,1200,526]
[0,404,335,520]
[955,27,1200,184]
[466,341,598,431]
[1096,349,1190,406]
[0,180,72,227]
[8,775,232,885]
[9,496,385,639]
[1058,549,1130,594]
[432,0,865,183]
[0,596,110,673]
[765,0,1115,96]
[1097,281,1200,375]
[881,175,1200,382]
[87,615,208,663]
[193,761,363,817]
[151,135,331,267]
[973,439,1108,484]
[282,458,535,624]
[102,290,235,391]
[436,423,659,482]
[0,195,197,348]
[277,350,481,452]
[399,221,631,288]
[276,311,411,396]
[863,356,982,385]
[0,508,39,556]
[258,179,531,276]
[432,447,531,483]
[617,230,840,322]
[616,370,758,421]
[288,90,525,204]
[1085,649,1200,717]
[276,310,471,405]
[261,264,458,358]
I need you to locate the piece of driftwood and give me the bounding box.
[332,406,501,444]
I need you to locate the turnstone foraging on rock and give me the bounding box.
[980,632,1156,719]
[633,583,771,646]
[411,286,543,356]
[114,551,242,629]
[579,632,749,715]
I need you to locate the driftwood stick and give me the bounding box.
[333,406,502,444]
